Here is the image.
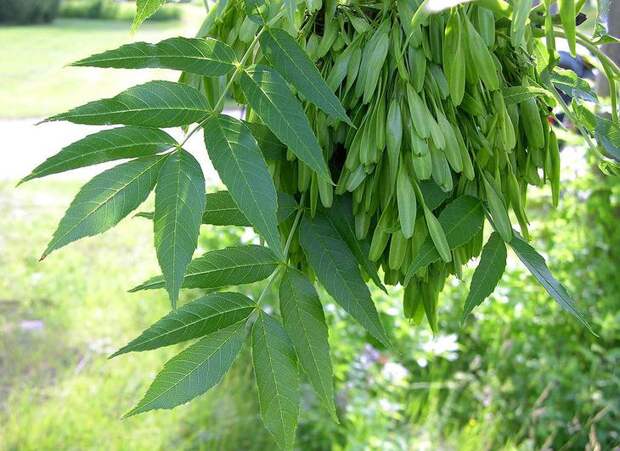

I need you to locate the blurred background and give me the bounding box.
[0,1,618,449]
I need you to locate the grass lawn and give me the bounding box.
[0,180,275,450]
[0,9,203,119]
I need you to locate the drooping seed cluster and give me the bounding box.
[203,0,561,319]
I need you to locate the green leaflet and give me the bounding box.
[463,232,507,319]
[132,0,165,30]
[45,81,211,127]
[126,322,246,416]
[154,150,206,308]
[279,268,338,421]
[73,37,237,77]
[136,191,297,227]
[299,212,390,346]
[595,116,620,161]
[323,196,387,293]
[509,235,594,333]
[550,69,598,102]
[260,28,352,125]
[21,127,176,184]
[130,245,279,292]
[404,195,484,283]
[238,65,331,182]
[203,114,283,259]
[41,155,166,260]
[112,292,255,356]
[252,312,300,451]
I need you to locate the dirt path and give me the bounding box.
[0,113,244,184]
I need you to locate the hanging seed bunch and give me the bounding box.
[195,0,583,328]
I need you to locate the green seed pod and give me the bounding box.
[346,165,367,192]
[396,162,417,239]
[507,169,530,240]
[430,143,453,192]
[238,16,259,43]
[386,99,403,181]
[483,171,513,242]
[520,98,545,150]
[408,46,427,93]
[464,13,499,91]
[548,131,561,207]
[305,33,320,61]
[437,114,463,173]
[327,49,353,91]
[443,11,466,106]
[559,0,577,56]
[428,114,446,150]
[424,206,452,262]
[345,46,362,93]
[406,84,432,139]
[355,211,371,240]
[298,161,311,192]
[389,230,408,270]
[411,150,433,180]
[316,19,339,59]
[318,176,333,208]
[455,125,475,180]
[460,91,486,117]
[369,208,392,261]
[310,173,319,216]
[306,0,322,13]
[391,26,409,81]
[476,6,496,48]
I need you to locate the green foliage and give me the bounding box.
[0,0,60,24]
[59,0,181,22]
[154,150,205,307]
[21,0,620,448]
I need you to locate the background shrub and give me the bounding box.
[59,0,182,22]
[0,0,61,24]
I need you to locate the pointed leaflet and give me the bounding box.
[46,81,211,127]
[73,37,236,77]
[322,196,386,292]
[132,0,165,30]
[252,312,300,451]
[299,212,390,346]
[238,65,331,182]
[279,268,337,421]
[127,322,246,416]
[509,234,594,332]
[21,127,176,184]
[203,114,283,258]
[130,245,279,292]
[260,28,352,125]
[154,150,206,307]
[137,191,297,227]
[463,232,507,318]
[113,292,254,357]
[41,155,165,259]
[404,195,484,283]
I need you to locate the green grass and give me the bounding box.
[0,8,203,119]
[0,180,274,450]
